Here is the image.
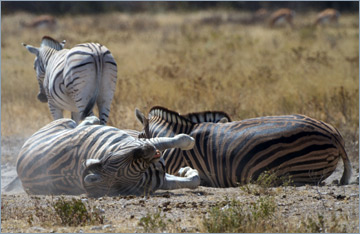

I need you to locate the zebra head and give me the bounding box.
[22,36,66,103]
[81,133,195,197]
[82,143,161,197]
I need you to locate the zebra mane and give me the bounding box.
[182,111,232,123]
[149,106,231,125]
[149,106,194,126]
[41,36,64,51]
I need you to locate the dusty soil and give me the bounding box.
[1,136,359,233]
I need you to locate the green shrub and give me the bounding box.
[202,196,276,233]
[53,197,104,226]
[138,208,168,232]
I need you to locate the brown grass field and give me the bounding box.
[1,10,359,233]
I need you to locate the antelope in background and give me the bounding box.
[268,8,296,28]
[20,15,57,29]
[314,8,340,26]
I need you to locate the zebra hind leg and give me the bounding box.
[177,167,199,178]
[78,116,100,127]
[161,167,200,190]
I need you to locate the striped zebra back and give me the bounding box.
[139,107,352,187]
[181,110,231,123]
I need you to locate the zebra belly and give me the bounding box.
[16,122,87,195]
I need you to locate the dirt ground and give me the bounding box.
[1,135,359,233]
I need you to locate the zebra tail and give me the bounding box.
[81,54,102,120]
[322,121,352,185]
[81,90,98,120]
[339,145,352,185]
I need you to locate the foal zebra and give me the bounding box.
[16,116,200,197]
[136,106,352,187]
[22,36,117,125]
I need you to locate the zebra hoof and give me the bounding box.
[178,167,199,178]
[174,134,195,150]
[79,116,100,126]
[37,93,48,103]
[179,167,200,189]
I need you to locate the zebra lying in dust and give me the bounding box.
[16,116,200,197]
[22,36,117,125]
[135,106,352,187]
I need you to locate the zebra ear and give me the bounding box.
[84,173,102,185]
[135,108,147,126]
[82,159,103,185]
[22,43,39,56]
[218,117,229,123]
[135,108,150,138]
[60,40,66,49]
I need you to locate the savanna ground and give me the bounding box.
[1,9,359,233]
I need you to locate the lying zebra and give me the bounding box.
[22,36,117,125]
[16,116,200,197]
[135,106,352,187]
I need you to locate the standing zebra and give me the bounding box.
[136,106,352,187]
[22,36,118,125]
[16,116,200,197]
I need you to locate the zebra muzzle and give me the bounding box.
[154,150,161,158]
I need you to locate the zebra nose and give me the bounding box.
[154,150,161,159]
[37,92,48,102]
[133,143,157,160]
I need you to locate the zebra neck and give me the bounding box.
[149,107,194,136]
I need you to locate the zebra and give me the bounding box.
[22,36,118,125]
[135,106,352,187]
[16,116,200,197]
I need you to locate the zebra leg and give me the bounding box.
[48,103,63,120]
[71,112,81,124]
[160,167,200,190]
[78,116,100,127]
[97,57,117,125]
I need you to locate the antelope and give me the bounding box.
[314,8,340,26]
[268,8,295,28]
[21,15,56,29]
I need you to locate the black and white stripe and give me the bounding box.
[16,116,200,197]
[136,106,352,187]
[22,36,118,125]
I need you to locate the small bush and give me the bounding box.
[241,170,293,195]
[53,197,104,226]
[202,196,276,233]
[138,208,168,232]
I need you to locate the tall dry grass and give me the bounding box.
[1,10,359,163]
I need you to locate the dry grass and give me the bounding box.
[2,10,358,164]
[1,10,359,233]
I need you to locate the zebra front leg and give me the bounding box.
[161,167,200,190]
[48,103,63,120]
[71,112,81,124]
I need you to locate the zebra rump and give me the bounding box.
[136,106,352,187]
[16,116,200,197]
[22,36,118,125]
